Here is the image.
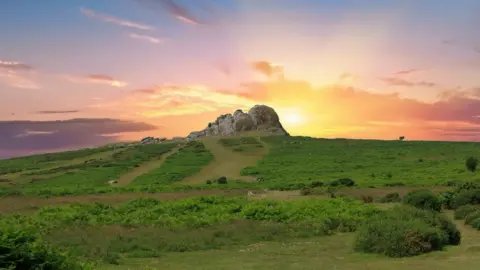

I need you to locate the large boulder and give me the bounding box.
[186,105,289,140]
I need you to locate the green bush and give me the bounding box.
[217,176,228,184]
[439,190,456,209]
[0,227,91,269]
[300,187,313,196]
[471,217,480,230]
[354,205,460,258]
[465,211,480,225]
[466,157,478,172]
[403,190,442,212]
[310,181,324,188]
[455,181,480,193]
[378,192,401,203]
[330,178,355,187]
[454,205,480,220]
[452,189,480,209]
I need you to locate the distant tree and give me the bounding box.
[217,176,228,184]
[466,157,478,172]
[399,136,405,141]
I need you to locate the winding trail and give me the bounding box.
[114,146,184,186]
[180,136,270,184]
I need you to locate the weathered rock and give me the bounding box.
[186,104,288,140]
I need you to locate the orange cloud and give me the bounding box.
[80,7,154,30]
[0,60,33,71]
[379,77,437,88]
[251,61,284,78]
[0,70,40,89]
[62,74,127,87]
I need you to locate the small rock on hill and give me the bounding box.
[186,105,289,140]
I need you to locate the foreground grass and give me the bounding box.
[101,219,480,270]
[242,136,480,187]
[0,196,379,266]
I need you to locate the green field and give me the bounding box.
[1,135,480,269]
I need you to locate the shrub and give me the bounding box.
[466,157,478,172]
[454,204,480,220]
[330,178,355,187]
[310,181,324,188]
[217,176,228,184]
[452,189,480,209]
[471,217,480,230]
[465,211,480,225]
[206,180,212,185]
[361,195,373,203]
[354,205,460,258]
[439,190,456,209]
[300,187,313,196]
[384,182,405,187]
[403,190,442,212]
[378,192,401,203]
[455,181,480,193]
[0,227,90,269]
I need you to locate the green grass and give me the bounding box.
[0,146,115,175]
[8,143,178,189]
[132,141,213,185]
[218,137,264,153]
[241,136,480,187]
[0,196,379,266]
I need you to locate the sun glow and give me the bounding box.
[279,108,307,127]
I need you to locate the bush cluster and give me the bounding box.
[354,205,460,257]
[402,190,442,212]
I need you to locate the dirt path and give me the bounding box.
[114,147,183,186]
[0,189,250,214]
[180,136,270,185]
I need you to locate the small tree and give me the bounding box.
[399,136,405,141]
[466,157,478,172]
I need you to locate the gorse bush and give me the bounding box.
[452,189,480,209]
[0,226,92,269]
[378,192,401,203]
[464,211,480,225]
[439,190,456,209]
[354,205,460,258]
[403,189,442,212]
[466,157,478,172]
[330,178,355,187]
[454,204,480,220]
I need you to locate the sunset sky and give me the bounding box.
[1,0,480,158]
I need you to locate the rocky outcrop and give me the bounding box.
[186,105,289,140]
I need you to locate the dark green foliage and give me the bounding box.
[455,181,480,193]
[466,157,478,172]
[384,182,405,187]
[471,217,480,230]
[361,195,373,203]
[465,211,480,225]
[439,190,456,209]
[206,180,212,185]
[454,205,480,220]
[217,176,228,184]
[378,192,401,203]
[354,205,460,258]
[403,189,442,212]
[0,226,91,269]
[330,178,355,187]
[310,181,324,188]
[452,189,480,209]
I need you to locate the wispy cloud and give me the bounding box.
[62,74,127,87]
[80,7,155,30]
[0,70,40,89]
[134,0,205,25]
[0,60,33,71]
[393,69,422,76]
[128,33,163,44]
[34,110,80,114]
[378,77,436,88]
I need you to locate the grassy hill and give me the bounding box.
[0,135,480,269]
